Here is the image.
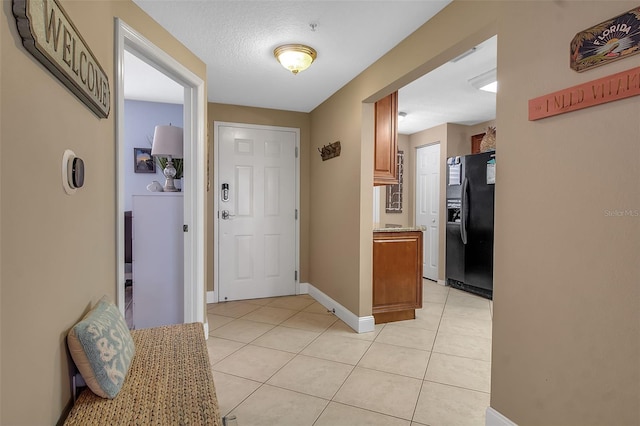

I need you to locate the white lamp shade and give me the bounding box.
[151,125,183,158]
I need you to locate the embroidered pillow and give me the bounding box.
[67,296,135,398]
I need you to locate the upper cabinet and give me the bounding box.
[374,91,399,186]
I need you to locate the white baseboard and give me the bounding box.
[298,282,310,295]
[305,283,375,333]
[203,321,209,338]
[486,407,517,426]
[206,291,215,304]
[437,279,446,286]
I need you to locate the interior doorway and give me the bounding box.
[115,19,206,329]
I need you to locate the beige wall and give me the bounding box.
[0,1,206,424]
[206,103,311,290]
[310,1,639,424]
[493,2,639,423]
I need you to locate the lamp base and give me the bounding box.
[163,176,180,192]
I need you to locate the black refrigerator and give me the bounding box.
[445,151,495,299]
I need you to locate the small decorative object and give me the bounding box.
[134,148,155,173]
[146,181,164,192]
[318,141,341,161]
[386,151,404,213]
[570,6,640,72]
[151,125,183,192]
[480,126,496,152]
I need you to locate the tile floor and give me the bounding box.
[206,280,493,426]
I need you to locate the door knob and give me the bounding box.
[432,219,436,223]
[221,210,234,220]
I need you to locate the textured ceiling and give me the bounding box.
[127,0,496,135]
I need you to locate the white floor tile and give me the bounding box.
[212,344,295,382]
[315,402,411,426]
[211,371,261,418]
[206,336,245,364]
[357,342,430,379]
[251,325,321,353]
[413,381,489,426]
[300,333,372,365]
[433,332,492,362]
[425,352,491,393]
[333,367,422,420]
[206,292,494,425]
[375,324,437,351]
[230,384,328,426]
[209,318,275,343]
[267,354,353,399]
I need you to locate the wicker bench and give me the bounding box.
[65,322,222,425]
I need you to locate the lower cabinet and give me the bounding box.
[372,230,423,324]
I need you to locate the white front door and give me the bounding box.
[416,143,440,280]
[217,124,298,301]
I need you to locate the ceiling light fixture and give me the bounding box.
[469,68,497,93]
[398,111,407,122]
[274,44,317,75]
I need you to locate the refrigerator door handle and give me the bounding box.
[461,177,469,245]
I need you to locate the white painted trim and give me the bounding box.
[213,122,300,303]
[486,407,518,426]
[298,282,310,295]
[203,322,209,338]
[115,19,206,326]
[206,291,216,304]
[437,279,447,286]
[306,283,375,333]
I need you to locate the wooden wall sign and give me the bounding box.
[571,6,640,72]
[13,0,111,118]
[529,66,640,120]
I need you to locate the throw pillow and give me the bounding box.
[67,296,135,398]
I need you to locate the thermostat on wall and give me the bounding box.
[62,150,84,195]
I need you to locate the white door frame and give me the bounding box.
[213,122,300,303]
[115,19,206,325]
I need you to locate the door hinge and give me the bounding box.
[295,271,298,281]
[183,224,189,232]
[295,209,298,220]
[295,147,299,158]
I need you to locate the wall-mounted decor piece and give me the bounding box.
[570,6,640,72]
[529,65,640,120]
[318,141,341,161]
[386,151,404,213]
[12,0,111,118]
[134,148,155,173]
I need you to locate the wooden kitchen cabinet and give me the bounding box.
[373,91,398,186]
[372,230,423,324]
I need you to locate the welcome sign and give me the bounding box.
[13,0,111,118]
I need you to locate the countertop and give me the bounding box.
[373,225,426,233]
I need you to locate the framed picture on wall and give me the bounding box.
[134,147,155,173]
